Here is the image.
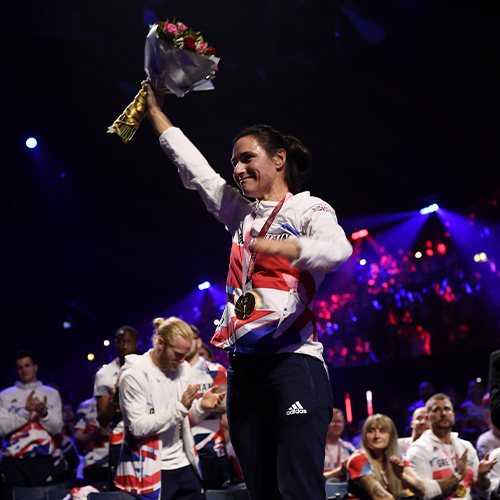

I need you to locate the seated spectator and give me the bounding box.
[0,350,64,500]
[476,395,500,460]
[407,381,434,423]
[398,407,430,458]
[351,419,366,450]
[459,380,488,441]
[324,408,356,481]
[74,396,109,483]
[407,392,496,500]
[347,414,425,500]
[410,325,432,357]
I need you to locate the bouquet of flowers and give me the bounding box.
[108,19,219,143]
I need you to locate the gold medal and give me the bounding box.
[456,484,466,497]
[234,291,259,320]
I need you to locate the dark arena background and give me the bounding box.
[1,0,500,434]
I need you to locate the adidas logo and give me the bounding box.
[286,401,307,415]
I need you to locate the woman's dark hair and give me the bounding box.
[234,124,311,194]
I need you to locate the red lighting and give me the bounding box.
[426,240,433,248]
[470,213,475,219]
[444,232,450,237]
[436,243,446,255]
[345,393,353,423]
[366,391,373,416]
[351,229,369,240]
[426,249,434,256]
[493,200,498,206]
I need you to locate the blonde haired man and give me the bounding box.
[114,317,225,500]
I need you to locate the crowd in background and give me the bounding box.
[314,238,500,368]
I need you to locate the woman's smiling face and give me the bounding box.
[232,135,285,200]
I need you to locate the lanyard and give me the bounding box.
[242,192,292,288]
[438,441,460,472]
[326,442,342,470]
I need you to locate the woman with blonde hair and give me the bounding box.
[347,414,425,500]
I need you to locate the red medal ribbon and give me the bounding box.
[244,192,292,285]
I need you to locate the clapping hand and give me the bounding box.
[201,385,226,411]
[181,384,201,410]
[25,391,48,417]
[478,452,497,475]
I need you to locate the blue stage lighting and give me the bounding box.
[198,281,211,290]
[420,203,439,215]
[26,137,38,149]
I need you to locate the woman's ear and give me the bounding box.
[273,148,287,170]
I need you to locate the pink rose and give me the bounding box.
[196,41,207,53]
[166,23,178,35]
[176,22,187,32]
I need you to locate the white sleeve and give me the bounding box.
[93,368,112,398]
[488,449,500,495]
[159,127,250,233]
[407,442,443,500]
[119,369,188,439]
[0,391,31,436]
[292,203,353,273]
[39,389,64,436]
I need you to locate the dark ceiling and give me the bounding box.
[1,0,499,374]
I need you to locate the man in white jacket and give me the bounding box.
[0,350,63,500]
[407,393,495,500]
[114,317,225,500]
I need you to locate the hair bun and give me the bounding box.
[284,136,311,173]
[153,317,165,328]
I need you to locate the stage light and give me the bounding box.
[420,204,439,215]
[198,281,210,290]
[214,319,220,326]
[26,137,38,149]
[62,321,72,329]
[87,353,95,361]
[351,229,369,240]
[476,377,482,383]
[415,252,422,259]
[345,393,352,423]
[474,253,488,262]
[360,259,367,266]
[436,243,447,254]
[366,390,373,416]
[104,340,110,346]
[426,249,434,257]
